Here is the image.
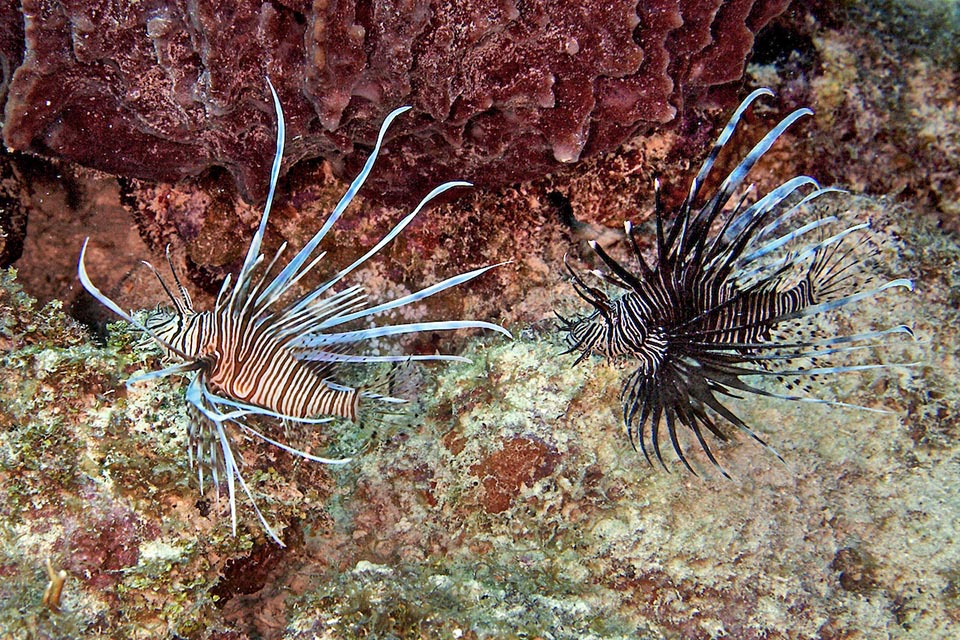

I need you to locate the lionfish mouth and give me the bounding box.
[560,88,915,476]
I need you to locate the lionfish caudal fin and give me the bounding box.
[78,78,511,545]
[560,88,917,478]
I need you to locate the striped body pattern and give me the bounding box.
[146,302,363,421]
[80,81,509,545]
[559,88,914,475]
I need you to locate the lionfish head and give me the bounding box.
[559,282,649,363]
[143,305,190,352]
[561,308,604,357]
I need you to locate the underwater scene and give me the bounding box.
[0,1,958,638]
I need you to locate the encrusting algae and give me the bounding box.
[0,190,956,639]
[4,8,960,631]
[0,267,240,636]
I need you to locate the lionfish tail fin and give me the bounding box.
[358,360,413,401]
[351,360,429,436]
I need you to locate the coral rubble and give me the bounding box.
[2,1,960,638]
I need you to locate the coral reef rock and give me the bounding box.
[3,0,788,204]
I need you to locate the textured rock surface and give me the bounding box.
[3,0,788,204]
[1,193,956,637]
[0,151,29,267]
[0,0,23,107]
[2,1,960,638]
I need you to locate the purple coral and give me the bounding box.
[3,0,788,204]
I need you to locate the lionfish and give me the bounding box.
[79,80,509,545]
[559,88,914,475]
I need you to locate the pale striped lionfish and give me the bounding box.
[79,81,509,545]
[559,88,914,475]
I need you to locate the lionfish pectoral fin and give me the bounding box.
[186,376,286,546]
[203,390,337,425]
[619,367,660,466]
[693,381,786,467]
[655,368,730,477]
[232,420,352,465]
[293,320,512,347]
[292,350,470,365]
[127,361,202,385]
[681,407,730,478]
[570,349,594,365]
[731,382,903,415]
[647,403,670,472]
[662,406,697,476]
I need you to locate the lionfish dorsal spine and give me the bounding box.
[250,105,413,313]
[689,88,774,196]
[311,262,506,331]
[233,79,286,295]
[277,179,474,318]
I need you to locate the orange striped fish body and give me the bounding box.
[193,313,362,422]
[79,79,509,545]
[210,348,361,423]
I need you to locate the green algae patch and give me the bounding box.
[286,557,635,640]
[0,173,958,640]
[0,268,294,638]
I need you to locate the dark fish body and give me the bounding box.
[560,88,913,474]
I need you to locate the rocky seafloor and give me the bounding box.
[2,186,953,639]
[2,1,960,639]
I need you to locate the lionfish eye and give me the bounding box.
[145,309,170,328]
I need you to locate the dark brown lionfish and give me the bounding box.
[559,88,914,475]
[79,80,509,545]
